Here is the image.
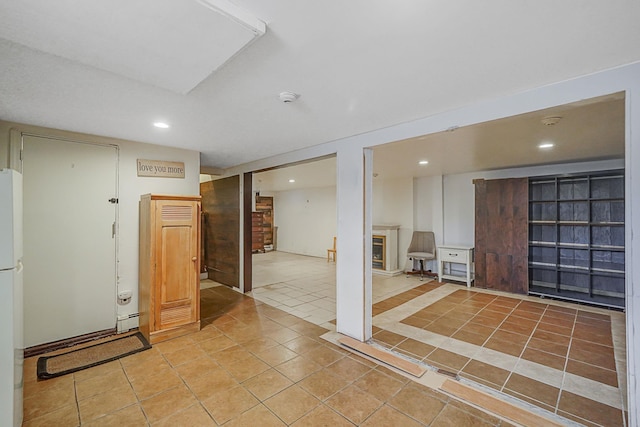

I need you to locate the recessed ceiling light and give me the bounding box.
[538,142,555,149]
[418,160,429,165]
[288,179,295,183]
[153,122,170,129]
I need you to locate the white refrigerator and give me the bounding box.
[0,168,23,427]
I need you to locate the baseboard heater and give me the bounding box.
[117,313,140,333]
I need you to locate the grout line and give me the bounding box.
[494,300,526,396]
[556,310,577,415]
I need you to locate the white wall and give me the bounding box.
[372,177,414,270]
[117,139,200,321]
[0,121,200,333]
[412,175,444,273]
[273,186,336,258]
[414,175,443,236]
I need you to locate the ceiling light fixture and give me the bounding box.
[538,142,555,149]
[541,116,562,126]
[153,122,170,129]
[279,91,300,103]
[288,179,295,183]
[418,160,429,165]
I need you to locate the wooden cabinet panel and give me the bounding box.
[139,194,201,344]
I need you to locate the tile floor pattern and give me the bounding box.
[250,251,338,327]
[23,251,629,426]
[22,286,517,426]
[372,286,628,427]
[250,251,429,329]
[249,251,629,427]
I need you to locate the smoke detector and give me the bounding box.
[279,91,300,103]
[541,116,562,126]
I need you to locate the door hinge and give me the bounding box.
[108,197,119,204]
[112,222,116,238]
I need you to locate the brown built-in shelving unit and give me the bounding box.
[528,170,625,308]
[256,196,273,247]
[251,211,264,253]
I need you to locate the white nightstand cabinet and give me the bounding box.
[437,245,474,288]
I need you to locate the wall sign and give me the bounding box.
[137,159,185,178]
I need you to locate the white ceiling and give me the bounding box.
[254,93,625,192]
[373,94,625,180]
[0,0,265,94]
[1,1,639,170]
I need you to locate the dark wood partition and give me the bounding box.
[474,177,529,294]
[201,176,240,288]
[243,173,253,292]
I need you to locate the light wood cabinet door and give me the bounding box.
[139,194,201,344]
[155,199,200,331]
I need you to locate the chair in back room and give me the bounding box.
[327,236,336,262]
[405,231,436,279]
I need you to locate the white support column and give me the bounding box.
[626,83,640,427]
[335,145,372,341]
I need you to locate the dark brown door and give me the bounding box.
[474,178,529,294]
[201,176,241,288]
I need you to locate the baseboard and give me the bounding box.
[149,321,200,344]
[372,268,403,277]
[25,327,118,358]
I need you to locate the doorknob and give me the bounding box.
[192,257,197,262]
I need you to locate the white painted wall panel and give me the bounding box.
[372,177,413,271]
[273,186,336,258]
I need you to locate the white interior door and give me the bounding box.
[22,136,117,347]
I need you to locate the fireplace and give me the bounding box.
[372,224,401,275]
[372,235,386,270]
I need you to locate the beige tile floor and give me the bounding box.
[23,285,516,426]
[22,251,628,426]
[250,251,425,329]
[251,251,629,427]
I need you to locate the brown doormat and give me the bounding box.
[37,332,151,379]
